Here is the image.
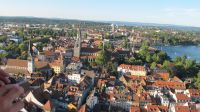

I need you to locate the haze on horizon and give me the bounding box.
[0,0,200,27]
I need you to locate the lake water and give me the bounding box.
[155,45,200,62]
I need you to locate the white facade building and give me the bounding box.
[67,73,81,84]
[117,64,147,76]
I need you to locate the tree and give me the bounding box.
[194,71,200,89]
[0,53,7,58]
[128,57,136,64]
[185,59,196,70]
[122,38,129,48]
[146,54,152,63]
[19,43,28,52]
[162,60,171,69]
[198,70,200,76]
[0,35,6,42]
[152,54,160,63]
[156,51,170,64]
[95,50,109,66]
[150,62,157,69]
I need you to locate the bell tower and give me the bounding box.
[73,28,82,57]
[27,40,35,73]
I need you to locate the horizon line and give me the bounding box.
[0,15,200,28]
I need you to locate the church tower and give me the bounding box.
[27,40,35,73]
[73,28,82,57]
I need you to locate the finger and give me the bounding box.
[0,76,10,84]
[0,69,9,77]
[0,80,5,86]
[0,84,18,96]
[10,101,24,112]
[0,69,10,84]
[4,85,24,102]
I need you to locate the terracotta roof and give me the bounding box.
[6,59,49,69]
[7,59,27,67]
[130,106,141,112]
[146,105,160,112]
[188,89,200,97]
[35,61,49,69]
[43,100,54,111]
[146,105,168,112]
[133,92,151,102]
[118,64,145,71]
[158,105,168,111]
[157,72,169,81]
[124,74,146,80]
[44,51,55,56]
[152,80,186,90]
[175,106,190,112]
[176,93,190,101]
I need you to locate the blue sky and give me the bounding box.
[0,0,200,27]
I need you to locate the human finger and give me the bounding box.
[0,69,10,84]
[9,101,24,112]
[4,85,24,102]
[0,69,9,77]
[0,80,5,86]
[0,84,18,96]
[0,76,10,84]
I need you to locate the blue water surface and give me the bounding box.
[155,45,200,62]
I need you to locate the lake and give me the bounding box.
[155,45,200,62]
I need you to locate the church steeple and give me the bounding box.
[73,28,82,57]
[28,40,32,60]
[27,40,34,73]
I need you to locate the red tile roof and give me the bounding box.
[175,106,190,112]
[152,80,186,90]
[44,51,55,56]
[124,74,146,80]
[146,105,160,112]
[7,59,27,67]
[6,59,49,69]
[157,72,169,81]
[146,105,168,112]
[119,64,145,71]
[130,106,141,112]
[176,93,190,101]
[189,89,200,97]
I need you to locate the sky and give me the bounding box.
[0,0,200,27]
